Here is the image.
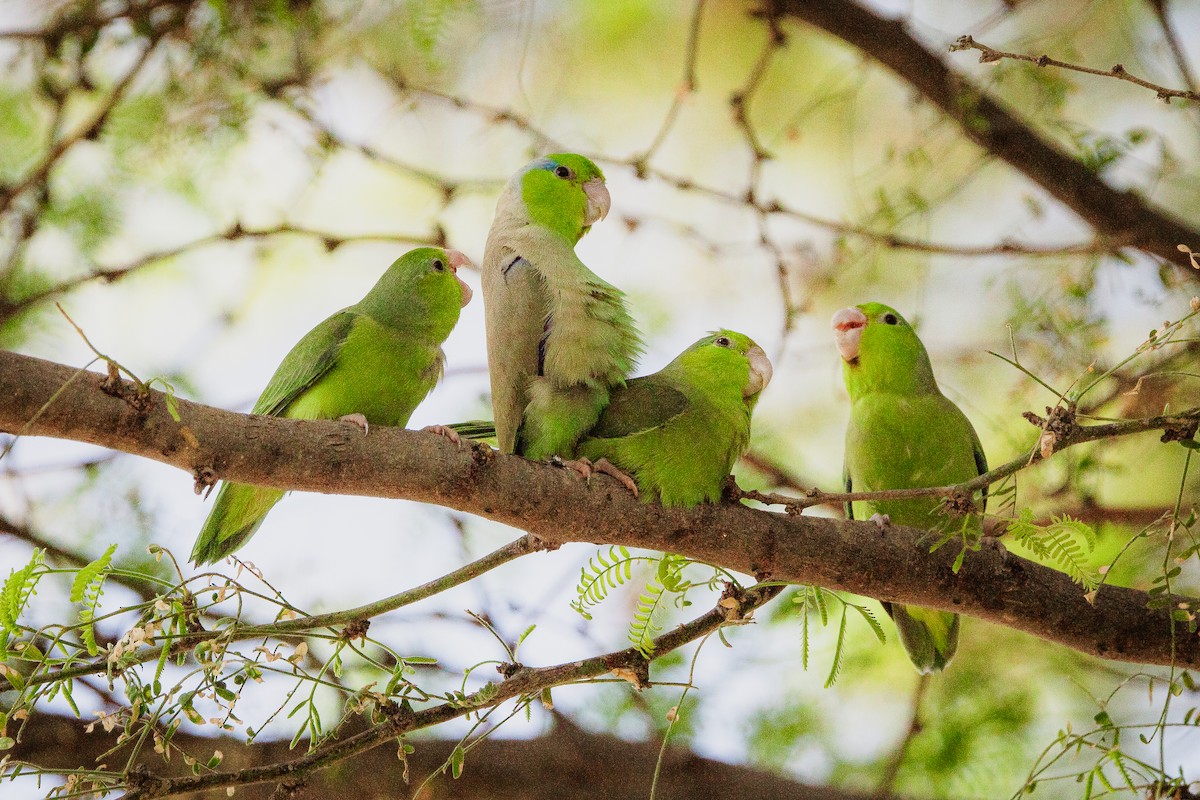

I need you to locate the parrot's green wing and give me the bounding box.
[192,246,471,567]
[577,330,770,508]
[972,429,989,500]
[191,312,355,566]
[251,312,355,417]
[584,376,688,440]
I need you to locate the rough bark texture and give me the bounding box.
[1,350,1195,667]
[7,712,891,800]
[769,0,1200,275]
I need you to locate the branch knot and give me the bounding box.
[1161,418,1199,444]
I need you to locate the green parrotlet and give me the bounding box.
[576,330,772,506]
[482,153,642,461]
[832,302,987,673]
[190,246,473,566]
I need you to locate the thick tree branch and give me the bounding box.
[767,0,1200,275]
[0,350,1197,667]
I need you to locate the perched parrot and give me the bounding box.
[482,153,642,461]
[575,330,772,506]
[832,302,987,674]
[190,246,473,566]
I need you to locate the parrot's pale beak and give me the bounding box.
[831,307,868,362]
[445,249,474,307]
[583,177,611,227]
[745,345,773,397]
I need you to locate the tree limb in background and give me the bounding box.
[393,76,1107,262]
[106,584,783,798]
[8,710,904,800]
[767,0,1200,275]
[1,350,1196,668]
[0,222,443,326]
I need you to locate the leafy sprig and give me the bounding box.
[1007,510,1100,593]
[793,586,886,688]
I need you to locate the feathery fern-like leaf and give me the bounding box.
[73,544,117,657]
[1009,511,1099,590]
[570,545,646,619]
[628,575,666,658]
[793,587,885,687]
[0,548,45,636]
[849,602,886,644]
[825,608,849,688]
[627,555,688,658]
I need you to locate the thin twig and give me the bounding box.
[122,584,783,799]
[0,0,186,40]
[737,407,1200,512]
[1146,0,1198,94]
[0,223,442,323]
[289,100,502,200]
[0,535,542,694]
[949,35,1200,103]
[394,77,1109,260]
[877,673,930,795]
[630,0,707,173]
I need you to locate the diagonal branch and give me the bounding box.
[0,36,159,217]
[1146,0,1198,95]
[767,0,1200,276]
[949,35,1200,104]
[1,350,1197,668]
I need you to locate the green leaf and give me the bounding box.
[60,679,80,717]
[289,722,307,751]
[450,743,465,779]
[798,589,812,671]
[69,544,117,603]
[570,545,645,618]
[628,559,675,659]
[1007,513,1099,591]
[0,549,45,634]
[850,603,886,644]
[72,544,118,656]
[824,609,848,688]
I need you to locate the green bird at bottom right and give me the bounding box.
[832,302,988,674]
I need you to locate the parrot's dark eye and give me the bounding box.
[714,336,732,348]
[554,165,572,179]
[883,313,899,325]
[432,259,446,272]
